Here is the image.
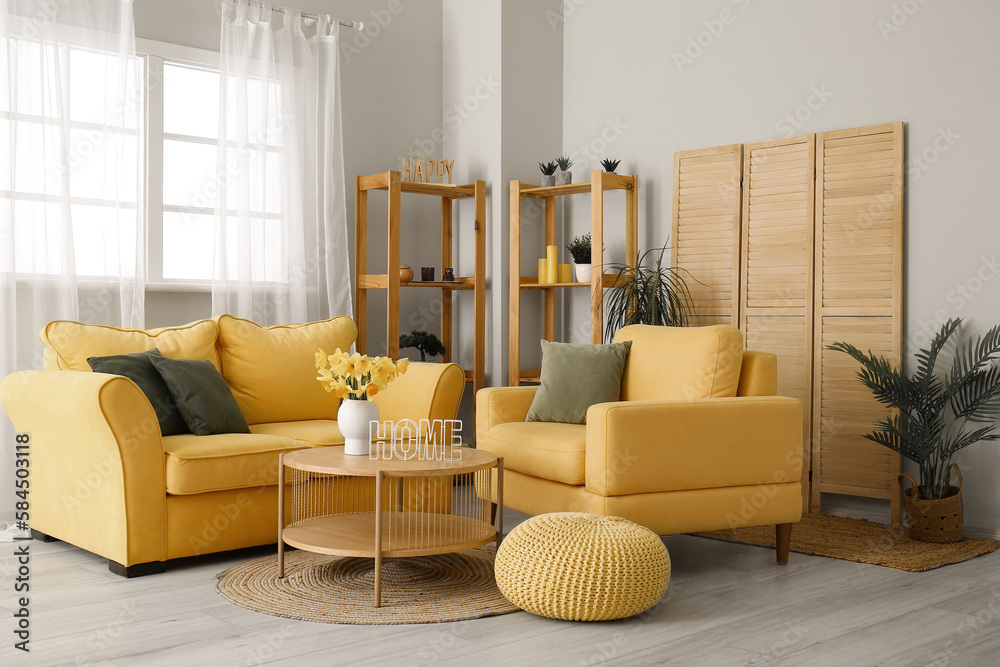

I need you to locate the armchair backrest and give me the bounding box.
[612,324,744,401]
[737,351,778,396]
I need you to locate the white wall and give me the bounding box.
[562,0,1000,536]
[442,0,563,392]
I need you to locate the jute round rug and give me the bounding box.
[216,546,518,624]
[693,513,998,572]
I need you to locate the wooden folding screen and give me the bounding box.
[671,122,904,522]
[812,123,904,522]
[739,135,815,509]
[671,145,742,326]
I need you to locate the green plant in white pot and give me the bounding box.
[829,318,1000,542]
[566,233,592,283]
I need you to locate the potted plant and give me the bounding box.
[565,233,592,283]
[400,330,447,361]
[538,161,557,187]
[603,246,694,342]
[601,158,620,174]
[555,156,573,185]
[828,318,1000,542]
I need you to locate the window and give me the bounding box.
[2,36,286,287]
[143,40,285,285]
[0,38,143,277]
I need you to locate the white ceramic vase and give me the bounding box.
[338,398,379,456]
[575,263,592,283]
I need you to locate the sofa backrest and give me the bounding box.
[612,324,744,401]
[40,319,221,372]
[216,314,357,424]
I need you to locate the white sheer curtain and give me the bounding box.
[213,0,352,324]
[0,0,143,368]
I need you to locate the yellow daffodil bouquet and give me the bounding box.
[315,348,409,401]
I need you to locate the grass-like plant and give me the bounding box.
[829,318,1000,500]
[555,156,573,170]
[538,161,557,176]
[603,246,694,342]
[565,233,592,264]
[399,330,447,361]
[601,158,620,173]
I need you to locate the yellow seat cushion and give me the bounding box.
[40,319,221,371]
[250,420,343,447]
[613,324,744,401]
[217,314,358,425]
[163,432,306,495]
[481,422,586,485]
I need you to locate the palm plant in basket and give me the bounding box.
[829,318,1000,501]
[603,246,694,342]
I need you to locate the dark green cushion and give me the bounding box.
[150,355,251,436]
[526,339,632,424]
[87,348,189,437]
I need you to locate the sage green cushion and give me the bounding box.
[150,355,251,436]
[526,340,632,424]
[87,348,190,437]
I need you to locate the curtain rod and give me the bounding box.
[268,5,364,31]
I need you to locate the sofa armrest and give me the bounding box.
[475,385,538,445]
[0,371,167,565]
[372,361,466,425]
[585,396,803,496]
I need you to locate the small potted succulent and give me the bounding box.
[565,232,592,283]
[538,161,557,187]
[555,156,573,185]
[601,158,621,174]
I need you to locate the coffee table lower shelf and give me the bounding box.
[281,511,497,558]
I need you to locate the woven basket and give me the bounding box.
[898,464,964,543]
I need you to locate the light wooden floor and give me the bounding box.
[3,509,1000,667]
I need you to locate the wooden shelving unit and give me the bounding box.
[509,170,638,385]
[354,171,486,394]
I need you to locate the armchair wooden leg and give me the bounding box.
[108,560,166,578]
[775,523,792,564]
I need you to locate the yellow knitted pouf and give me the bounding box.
[494,512,670,621]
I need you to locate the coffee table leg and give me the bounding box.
[496,457,504,549]
[375,470,384,607]
[277,454,285,578]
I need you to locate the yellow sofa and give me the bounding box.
[0,315,466,576]
[477,325,803,563]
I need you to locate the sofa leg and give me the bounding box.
[109,560,166,578]
[775,523,792,564]
[30,529,57,543]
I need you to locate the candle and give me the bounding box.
[545,245,558,284]
[538,258,548,284]
[559,263,572,283]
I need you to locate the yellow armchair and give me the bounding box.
[477,325,804,563]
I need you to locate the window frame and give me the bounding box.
[139,38,220,292]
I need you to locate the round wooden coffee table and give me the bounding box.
[277,446,503,607]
